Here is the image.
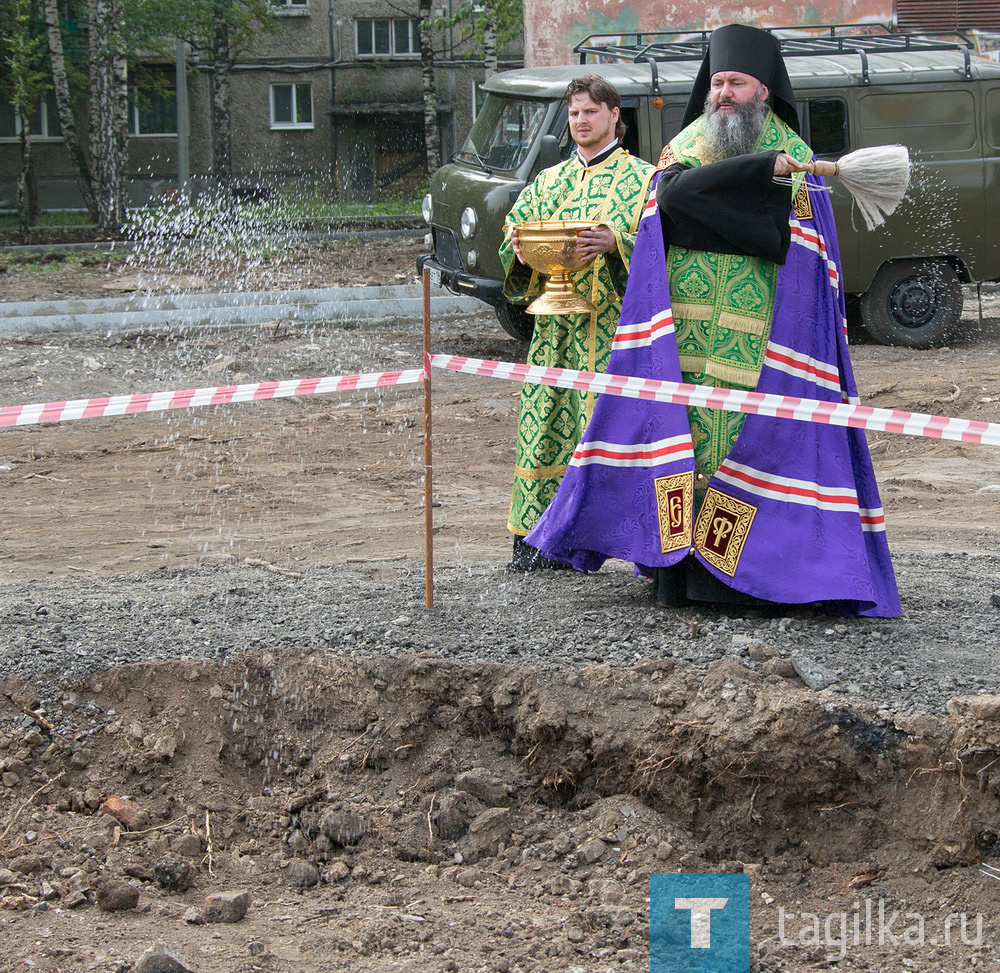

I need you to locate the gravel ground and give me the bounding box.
[3,551,997,715]
[3,249,1000,724]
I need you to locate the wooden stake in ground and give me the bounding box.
[422,268,434,609]
[805,144,911,230]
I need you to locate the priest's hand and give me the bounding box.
[510,225,526,264]
[774,153,808,177]
[576,224,616,261]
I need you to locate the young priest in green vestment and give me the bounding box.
[501,75,655,571]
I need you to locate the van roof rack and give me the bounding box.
[574,24,974,88]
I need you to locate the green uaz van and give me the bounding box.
[418,26,1000,348]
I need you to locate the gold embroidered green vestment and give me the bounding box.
[501,148,655,535]
[665,112,811,480]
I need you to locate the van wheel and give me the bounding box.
[495,301,534,341]
[859,259,962,349]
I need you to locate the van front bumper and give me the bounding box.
[416,253,504,308]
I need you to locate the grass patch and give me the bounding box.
[1,190,422,232]
[2,250,109,272]
[0,211,95,229]
[279,192,423,220]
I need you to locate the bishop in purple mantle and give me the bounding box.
[525,25,901,618]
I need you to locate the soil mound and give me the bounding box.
[3,649,1000,971]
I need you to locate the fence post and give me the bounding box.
[422,268,434,608]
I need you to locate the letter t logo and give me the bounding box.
[674,897,729,948]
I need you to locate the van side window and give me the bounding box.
[620,107,640,156]
[806,99,848,156]
[660,104,686,147]
[859,90,976,152]
[549,106,573,161]
[984,88,1000,149]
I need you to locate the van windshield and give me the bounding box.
[457,95,549,171]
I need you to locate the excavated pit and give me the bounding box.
[3,649,1000,972]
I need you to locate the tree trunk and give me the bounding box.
[44,0,98,222]
[418,0,440,175]
[210,8,233,193]
[89,0,129,233]
[16,109,34,240]
[483,4,498,80]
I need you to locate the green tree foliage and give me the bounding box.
[1,0,50,113]
[448,1,523,50]
[428,0,522,75]
[1,0,50,233]
[141,0,277,190]
[384,0,522,176]
[147,0,276,59]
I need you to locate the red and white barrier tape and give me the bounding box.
[3,353,998,448]
[429,354,1000,448]
[0,368,424,428]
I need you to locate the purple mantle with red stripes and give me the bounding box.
[526,171,902,618]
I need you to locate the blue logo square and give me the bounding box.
[650,873,754,973]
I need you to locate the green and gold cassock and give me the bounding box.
[663,112,812,481]
[501,148,655,535]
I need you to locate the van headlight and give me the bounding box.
[460,206,477,240]
[422,193,433,224]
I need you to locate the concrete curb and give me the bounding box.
[0,284,483,335]
[0,227,424,254]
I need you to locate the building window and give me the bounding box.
[128,66,177,136]
[272,0,309,13]
[0,93,62,140]
[271,83,313,129]
[356,18,419,57]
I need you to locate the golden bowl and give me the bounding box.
[516,219,601,315]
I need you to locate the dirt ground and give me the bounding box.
[0,235,426,300]
[2,239,999,577]
[3,241,1000,972]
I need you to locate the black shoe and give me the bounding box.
[653,565,688,607]
[508,537,571,573]
[509,537,538,572]
[657,560,784,613]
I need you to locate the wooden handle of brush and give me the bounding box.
[805,160,839,176]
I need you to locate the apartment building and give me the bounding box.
[0,0,523,209]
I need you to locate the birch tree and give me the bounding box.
[417,0,440,174]
[44,0,153,230]
[455,0,521,80]
[209,3,233,189]
[382,0,521,175]
[43,0,98,221]
[89,0,129,231]
[481,3,497,80]
[413,0,523,174]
